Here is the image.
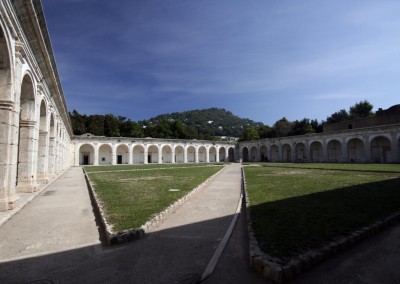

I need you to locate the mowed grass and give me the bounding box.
[244,163,400,261]
[86,165,223,232]
[84,163,224,173]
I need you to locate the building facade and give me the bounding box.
[0,1,72,210]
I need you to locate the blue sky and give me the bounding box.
[42,0,400,125]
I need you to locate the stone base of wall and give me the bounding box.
[84,165,227,245]
[242,168,400,283]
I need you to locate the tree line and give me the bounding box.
[69,101,375,141]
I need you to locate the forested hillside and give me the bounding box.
[69,108,262,140]
[69,101,373,141]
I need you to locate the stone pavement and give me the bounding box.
[1,164,400,283]
[0,164,263,283]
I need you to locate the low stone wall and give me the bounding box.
[84,165,227,245]
[242,167,400,283]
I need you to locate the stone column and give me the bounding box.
[322,139,328,162]
[390,133,399,163]
[195,146,199,163]
[143,146,148,164]
[278,144,282,162]
[206,146,210,163]
[158,145,162,164]
[128,145,133,164]
[94,143,99,166]
[0,100,20,210]
[184,146,188,163]
[216,147,220,162]
[37,130,49,183]
[16,120,38,192]
[341,137,348,162]
[364,135,371,163]
[111,144,117,165]
[171,147,176,163]
[290,144,296,162]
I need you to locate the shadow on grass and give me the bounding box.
[248,177,400,260]
[256,163,400,174]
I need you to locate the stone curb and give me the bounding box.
[242,167,400,283]
[84,165,227,245]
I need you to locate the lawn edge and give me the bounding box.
[242,166,400,283]
[84,165,226,245]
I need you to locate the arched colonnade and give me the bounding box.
[240,132,400,163]
[75,141,235,165]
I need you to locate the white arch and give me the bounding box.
[116,144,129,164]
[79,144,95,165]
[98,144,112,165]
[162,145,173,163]
[175,145,185,163]
[132,144,145,164]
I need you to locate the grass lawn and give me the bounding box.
[244,163,400,262]
[84,163,224,173]
[86,164,223,232]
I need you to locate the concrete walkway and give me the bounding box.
[0,163,262,283]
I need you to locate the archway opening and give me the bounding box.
[219,147,226,162]
[0,27,11,101]
[132,145,145,164]
[175,145,184,163]
[270,145,279,162]
[347,138,365,163]
[371,136,391,163]
[198,146,206,162]
[295,143,306,162]
[250,146,258,162]
[162,145,172,163]
[260,146,268,162]
[209,146,217,162]
[310,141,323,162]
[37,100,49,183]
[79,144,94,165]
[16,75,36,192]
[99,144,112,165]
[282,144,291,162]
[242,147,249,162]
[327,140,342,163]
[187,146,196,163]
[148,145,159,163]
[116,144,129,164]
[228,147,235,162]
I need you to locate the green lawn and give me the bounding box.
[84,163,224,172]
[244,163,400,262]
[86,164,223,231]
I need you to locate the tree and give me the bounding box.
[239,126,260,141]
[69,109,86,135]
[86,115,105,136]
[326,109,350,123]
[120,119,144,137]
[273,117,292,137]
[104,114,120,137]
[291,118,315,136]
[258,125,276,138]
[349,100,374,118]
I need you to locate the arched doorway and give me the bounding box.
[219,147,226,162]
[242,147,249,162]
[310,141,323,162]
[162,145,173,163]
[327,140,342,163]
[79,144,94,165]
[347,138,365,163]
[228,147,235,162]
[209,146,217,162]
[250,146,258,162]
[295,143,306,162]
[198,146,206,162]
[260,146,268,162]
[282,144,291,162]
[16,75,36,192]
[99,144,112,165]
[147,145,159,163]
[132,145,145,164]
[371,136,391,163]
[175,145,184,163]
[37,99,49,183]
[116,144,129,164]
[270,145,279,162]
[187,146,196,163]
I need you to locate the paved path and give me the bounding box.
[0,163,263,283]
